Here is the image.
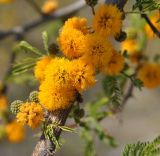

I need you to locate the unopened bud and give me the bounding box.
[115,31,127,42]
[29,91,39,102]
[10,100,23,115]
[48,43,59,55]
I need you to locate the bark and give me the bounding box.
[32,108,71,156]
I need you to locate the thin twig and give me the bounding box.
[141,13,160,38]
[121,82,134,109]
[91,6,95,15]
[118,62,142,113]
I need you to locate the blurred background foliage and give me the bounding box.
[0,0,160,156]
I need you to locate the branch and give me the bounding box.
[0,0,85,40]
[118,62,142,113]
[32,107,71,156]
[121,82,134,109]
[141,13,160,38]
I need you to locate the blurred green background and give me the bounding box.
[0,0,160,155]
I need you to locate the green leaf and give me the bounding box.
[132,78,143,90]
[58,126,75,133]
[86,97,109,120]
[133,0,160,11]
[122,136,160,156]
[19,41,42,56]
[11,57,40,76]
[42,31,49,54]
[13,58,37,68]
[122,50,129,58]
[102,76,122,109]
[44,124,61,150]
[80,129,96,156]
[12,63,36,75]
[93,121,117,147]
[122,72,143,90]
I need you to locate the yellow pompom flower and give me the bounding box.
[63,17,88,34]
[121,39,139,55]
[93,4,122,37]
[103,51,125,76]
[121,39,141,64]
[42,0,58,15]
[34,56,52,82]
[57,28,86,59]
[16,102,44,129]
[39,80,76,111]
[39,57,76,111]
[44,57,72,88]
[83,33,113,70]
[0,0,13,4]
[0,95,8,112]
[5,120,25,143]
[145,13,160,39]
[70,59,96,92]
[138,63,160,89]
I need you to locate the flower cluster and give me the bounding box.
[121,15,160,89]
[0,83,26,143]
[35,4,125,112]
[16,102,44,129]
[102,50,125,76]
[93,4,122,37]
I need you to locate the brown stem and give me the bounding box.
[138,4,160,38]
[32,107,72,156]
[141,13,160,38]
[118,63,142,113]
[91,6,95,15]
[121,82,134,109]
